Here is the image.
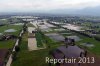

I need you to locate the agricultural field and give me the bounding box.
[11,27,62,66]
[0,19,24,66]
[27,23,35,27]
[11,21,100,66]
[1,0,100,66]
[2,19,99,66]
[35,31,44,47]
[60,29,100,55]
[0,24,23,49]
[51,22,100,56]
[0,19,9,25]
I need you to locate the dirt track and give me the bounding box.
[28,38,37,51]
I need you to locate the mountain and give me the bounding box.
[75,6,100,16]
[48,6,100,16]
[0,6,100,16]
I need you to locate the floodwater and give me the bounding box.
[45,33,64,41]
[67,35,82,41]
[81,43,94,47]
[62,24,83,31]
[0,33,3,35]
[4,29,17,32]
[28,27,36,33]
[12,23,24,25]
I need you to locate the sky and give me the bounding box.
[0,0,100,12]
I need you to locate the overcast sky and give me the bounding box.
[0,0,100,12]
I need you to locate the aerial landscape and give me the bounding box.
[0,0,100,66]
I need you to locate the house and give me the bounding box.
[0,34,17,41]
[0,49,9,66]
[50,45,87,66]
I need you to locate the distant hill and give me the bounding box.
[49,6,100,16]
[0,6,100,16]
[75,6,100,16]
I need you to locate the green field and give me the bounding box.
[11,22,100,66]
[75,33,100,55]
[0,25,23,36]
[0,40,15,49]
[0,19,8,24]
[27,23,35,27]
[35,31,44,47]
[11,28,62,66]
[0,24,23,49]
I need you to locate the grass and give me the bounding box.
[35,31,44,48]
[81,22,100,31]
[62,29,100,56]
[75,33,100,55]
[74,22,100,55]
[11,30,62,66]
[0,24,23,49]
[0,25,23,36]
[0,40,15,49]
[0,19,8,24]
[27,23,35,27]
[19,32,28,51]
[11,22,100,66]
[50,23,100,56]
[11,49,49,66]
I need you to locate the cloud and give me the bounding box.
[0,0,100,12]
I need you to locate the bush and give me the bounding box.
[15,46,20,52]
[12,51,17,61]
[94,36,100,41]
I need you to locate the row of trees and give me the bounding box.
[49,22,100,42]
[12,23,27,61]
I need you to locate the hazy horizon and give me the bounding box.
[0,0,100,12]
[0,0,100,16]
